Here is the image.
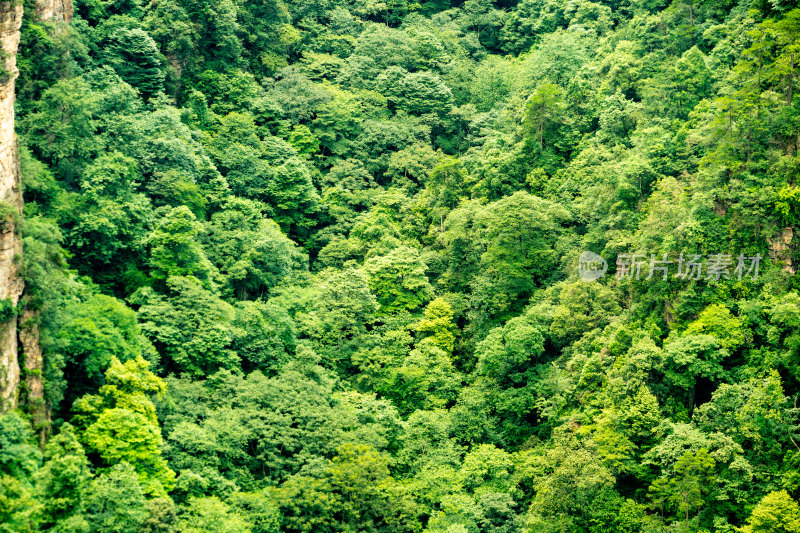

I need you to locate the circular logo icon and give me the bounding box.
[578,251,608,282]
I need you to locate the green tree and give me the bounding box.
[684,303,747,352]
[21,77,102,183]
[131,277,237,375]
[412,297,457,353]
[230,491,281,533]
[205,198,307,300]
[58,293,157,404]
[528,429,616,526]
[364,246,434,314]
[648,448,716,529]
[64,151,153,288]
[0,412,41,532]
[660,334,730,408]
[98,27,165,98]
[396,71,454,116]
[389,342,461,414]
[84,463,148,533]
[147,206,215,290]
[302,267,379,361]
[274,443,420,532]
[178,496,253,533]
[72,357,175,496]
[741,490,800,533]
[0,474,41,533]
[0,412,41,480]
[439,192,569,334]
[525,83,566,150]
[231,301,296,374]
[35,424,91,531]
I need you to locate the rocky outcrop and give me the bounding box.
[0,0,24,413]
[34,0,72,23]
[0,0,74,414]
[20,309,48,443]
[768,226,795,275]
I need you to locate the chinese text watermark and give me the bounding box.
[579,252,762,282]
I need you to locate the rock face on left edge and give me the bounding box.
[0,0,24,413]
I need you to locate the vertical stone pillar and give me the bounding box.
[0,0,23,413]
[34,0,72,23]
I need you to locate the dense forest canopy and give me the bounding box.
[5,0,800,530]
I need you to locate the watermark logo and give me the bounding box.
[578,251,762,282]
[578,251,608,282]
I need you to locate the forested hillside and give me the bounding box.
[4,0,800,529]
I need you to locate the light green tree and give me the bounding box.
[73,357,175,496]
[740,490,800,533]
